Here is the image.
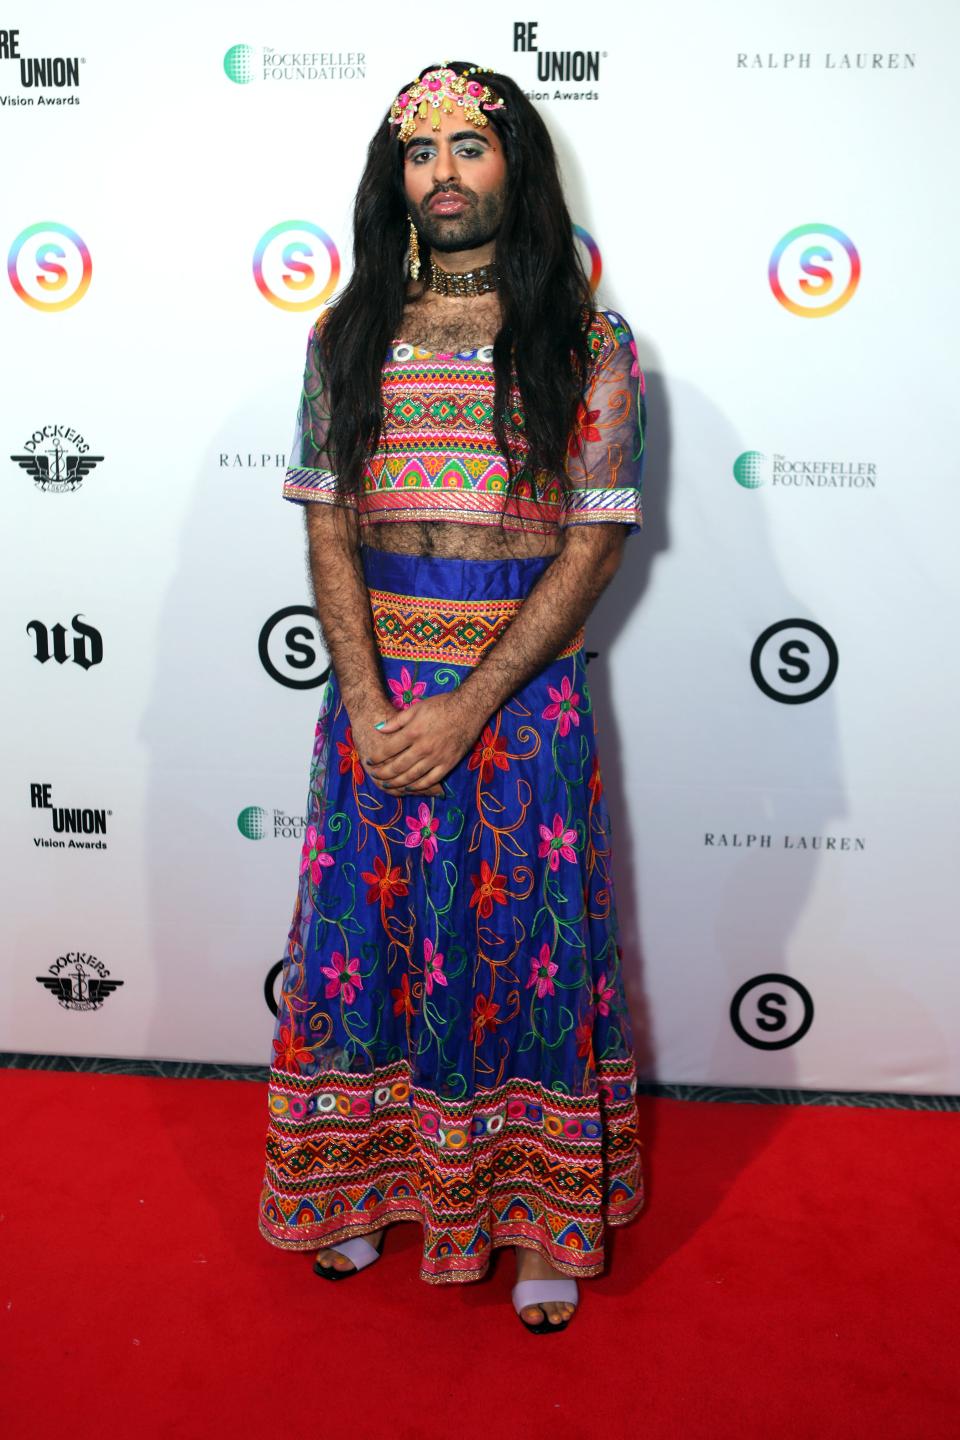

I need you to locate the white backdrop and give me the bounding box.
[3,0,958,1091]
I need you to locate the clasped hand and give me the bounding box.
[357,691,482,797]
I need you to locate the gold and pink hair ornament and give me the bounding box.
[388,65,506,143]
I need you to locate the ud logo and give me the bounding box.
[36,951,124,1011]
[26,614,103,668]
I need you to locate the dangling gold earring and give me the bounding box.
[407,215,421,281]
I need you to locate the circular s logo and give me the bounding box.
[264,959,284,1016]
[730,974,814,1050]
[768,224,860,318]
[259,606,331,689]
[751,619,838,704]
[573,225,602,292]
[8,223,92,312]
[253,221,341,311]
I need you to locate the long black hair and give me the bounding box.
[320,62,594,525]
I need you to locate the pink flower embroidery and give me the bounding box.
[423,937,447,995]
[300,825,335,886]
[388,665,427,710]
[594,973,615,1017]
[321,951,364,1005]
[405,801,439,862]
[542,674,581,737]
[526,942,558,998]
[538,813,578,871]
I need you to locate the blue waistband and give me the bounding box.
[360,544,555,602]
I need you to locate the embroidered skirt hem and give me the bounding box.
[259,1057,645,1283]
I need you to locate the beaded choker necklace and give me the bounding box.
[427,260,499,297]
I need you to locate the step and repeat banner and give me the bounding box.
[3,2,958,1091]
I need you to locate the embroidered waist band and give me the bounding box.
[367,587,584,667]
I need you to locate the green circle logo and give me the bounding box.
[733,450,766,488]
[237,805,267,840]
[224,44,256,84]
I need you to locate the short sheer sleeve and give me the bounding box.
[563,310,645,534]
[282,315,356,509]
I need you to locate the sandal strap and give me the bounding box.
[512,1279,579,1314]
[328,1236,381,1270]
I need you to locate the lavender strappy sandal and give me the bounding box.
[313,1233,384,1281]
[511,1278,579,1334]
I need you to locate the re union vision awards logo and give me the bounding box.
[7,223,92,311]
[768,224,860,317]
[253,222,341,310]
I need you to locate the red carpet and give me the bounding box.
[1,1068,957,1439]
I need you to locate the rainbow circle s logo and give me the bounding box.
[224,45,256,84]
[253,222,341,311]
[768,224,860,318]
[573,225,602,292]
[7,223,92,312]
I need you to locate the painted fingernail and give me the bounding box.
[374,721,386,730]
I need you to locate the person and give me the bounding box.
[258,60,647,1334]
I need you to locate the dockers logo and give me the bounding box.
[733,450,877,491]
[12,425,103,492]
[259,605,330,689]
[27,615,103,668]
[31,782,111,850]
[0,27,85,106]
[36,951,124,1012]
[751,620,838,704]
[730,974,814,1051]
[513,20,603,101]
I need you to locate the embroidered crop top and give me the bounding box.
[282,306,645,537]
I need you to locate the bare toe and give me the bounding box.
[315,1247,356,1274]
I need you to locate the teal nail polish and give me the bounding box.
[374,721,386,730]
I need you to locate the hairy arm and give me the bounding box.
[457,524,625,725]
[305,504,386,719]
[368,524,626,792]
[303,505,448,794]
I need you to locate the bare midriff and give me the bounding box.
[361,519,562,561]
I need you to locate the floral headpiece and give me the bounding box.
[388,65,506,144]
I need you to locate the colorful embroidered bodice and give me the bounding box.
[282,307,645,537]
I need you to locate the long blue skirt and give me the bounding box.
[258,542,644,1282]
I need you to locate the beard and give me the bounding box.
[411,186,505,254]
